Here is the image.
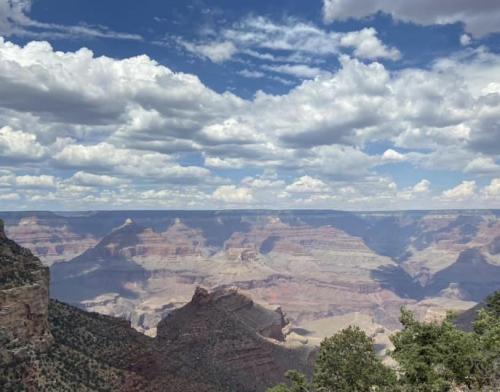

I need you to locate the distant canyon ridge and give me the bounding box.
[1,210,499,352]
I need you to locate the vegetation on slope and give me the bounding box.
[269,291,500,392]
[0,300,151,392]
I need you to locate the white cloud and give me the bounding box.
[179,40,237,63]
[460,34,472,46]
[382,148,406,162]
[204,156,244,169]
[413,179,431,193]
[15,174,56,188]
[242,176,285,189]
[174,16,399,66]
[440,181,476,201]
[322,0,500,37]
[0,0,142,40]
[54,142,210,183]
[69,171,126,187]
[395,179,430,200]
[0,192,20,201]
[0,126,46,160]
[340,28,401,60]
[464,157,500,174]
[482,178,500,199]
[54,143,144,169]
[212,185,253,204]
[222,16,340,55]
[238,69,266,79]
[199,118,262,144]
[286,176,329,193]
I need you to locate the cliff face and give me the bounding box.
[0,219,53,366]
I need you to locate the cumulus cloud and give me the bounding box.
[54,142,210,183]
[69,171,126,187]
[203,156,244,169]
[15,174,56,188]
[413,179,431,194]
[464,157,500,174]
[440,181,476,201]
[242,176,285,189]
[340,28,401,60]
[460,34,472,46]
[0,192,19,201]
[482,178,500,199]
[382,148,406,162]
[212,185,253,204]
[0,36,499,209]
[0,126,46,160]
[286,175,329,193]
[322,0,500,37]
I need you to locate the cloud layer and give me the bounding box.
[0,33,499,210]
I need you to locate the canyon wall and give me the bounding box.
[2,210,500,345]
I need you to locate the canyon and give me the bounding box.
[0,221,310,390]
[1,210,500,353]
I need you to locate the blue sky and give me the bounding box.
[0,0,499,210]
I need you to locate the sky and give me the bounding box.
[0,0,500,211]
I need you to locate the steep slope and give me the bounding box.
[50,219,148,304]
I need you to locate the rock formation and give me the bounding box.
[3,210,500,345]
[156,286,313,391]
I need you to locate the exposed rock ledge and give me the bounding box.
[0,219,53,366]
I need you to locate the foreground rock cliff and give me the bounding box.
[0,219,310,391]
[0,219,53,367]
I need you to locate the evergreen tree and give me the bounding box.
[313,326,396,392]
[391,308,484,391]
[472,291,500,389]
[267,326,396,392]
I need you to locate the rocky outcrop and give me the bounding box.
[157,287,313,391]
[0,219,53,366]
